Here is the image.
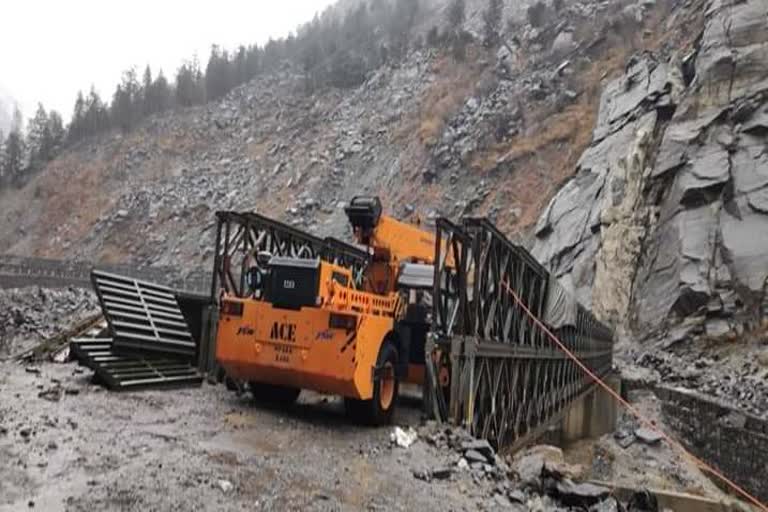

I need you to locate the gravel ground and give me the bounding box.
[1,359,750,512]
[0,362,485,512]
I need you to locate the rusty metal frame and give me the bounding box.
[432,216,614,449]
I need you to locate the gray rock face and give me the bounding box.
[534,0,768,337]
[532,56,681,316]
[633,0,768,333]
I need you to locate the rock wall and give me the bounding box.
[532,55,683,326]
[657,385,768,503]
[633,0,768,336]
[533,0,768,338]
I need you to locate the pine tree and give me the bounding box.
[11,105,23,134]
[262,39,283,72]
[427,26,441,47]
[234,45,247,86]
[205,46,236,101]
[0,129,6,184]
[85,87,109,136]
[26,103,52,169]
[69,91,86,143]
[447,0,468,61]
[2,106,26,184]
[448,0,466,30]
[175,59,205,108]
[142,65,154,116]
[111,84,132,133]
[483,0,504,47]
[527,2,547,27]
[48,110,64,152]
[389,0,420,60]
[245,45,261,81]
[152,70,172,112]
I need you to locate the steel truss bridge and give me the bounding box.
[427,217,614,450]
[210,211,614,451]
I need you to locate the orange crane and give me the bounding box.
[215,197,441,424]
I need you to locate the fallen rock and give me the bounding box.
[634,427,663,445]
[217,479,233,493]
[511,445,565,485]
[413,466,453,481]
[546,477,610,507]
[614,431,636,449]
[464,449,489,465]
[390,426,418,448]
[38,387,63,402]
[461,439,495,460]
[430,466,454,480]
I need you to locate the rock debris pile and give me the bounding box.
[0,287,99,356]
[409,423,671,511]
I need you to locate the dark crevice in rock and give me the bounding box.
[679,180,727,207]
[681,31,703,87]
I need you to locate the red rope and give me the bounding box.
[500,280,768,511]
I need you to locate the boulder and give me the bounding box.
[510,445,565,486]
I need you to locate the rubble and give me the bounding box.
[0,287,99,357]
[390,426,418,448]
[634,428,663,445]
[216,480,234,493]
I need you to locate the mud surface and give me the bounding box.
[0,363,476,512]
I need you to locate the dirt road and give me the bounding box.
[0,362,484,512]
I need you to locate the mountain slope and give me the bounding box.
[0,0,686,264]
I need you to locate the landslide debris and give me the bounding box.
[0,286,99,357]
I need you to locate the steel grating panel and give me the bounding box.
[70,338,202,391]
[91,270,196,358]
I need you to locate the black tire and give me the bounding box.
[345,339,399,426]
[249,381,301,404]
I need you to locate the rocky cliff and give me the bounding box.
[532,0,768,414]
[533,0,768,340]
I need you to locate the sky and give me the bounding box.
[0,0,337,124]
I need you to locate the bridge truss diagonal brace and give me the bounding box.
[430,216,614,451]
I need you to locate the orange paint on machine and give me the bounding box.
[216,197,450,425]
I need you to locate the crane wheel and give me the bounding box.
[249,381,301,404]
[345,339,399,426]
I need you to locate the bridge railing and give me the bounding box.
[431,217,614,450]
[0,255,210,294]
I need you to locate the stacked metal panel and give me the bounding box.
[70,338,202,391]
[91,270,196,357]
[69,270,202,391]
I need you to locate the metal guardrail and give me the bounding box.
[0,254,210,293]
[430,217,614,450]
